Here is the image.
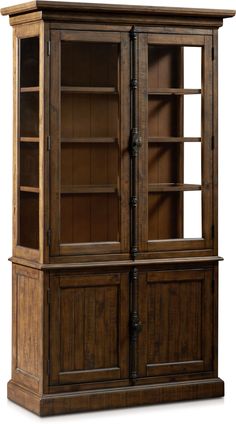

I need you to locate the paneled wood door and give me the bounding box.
[138,268,214,377]
[49,272,129,385]
[50,30,130,257]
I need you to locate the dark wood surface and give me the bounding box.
[138,269,213,377]
[3,0,232,416]
[50,272,129,385]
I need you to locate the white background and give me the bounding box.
[0,0,236,422]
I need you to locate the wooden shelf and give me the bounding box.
[148,88,201,96]
[61,185,117,194]
[148,137,201,143]
[61,137,118,144]
[20,186,39,193]
[20,87,40,93]
[61,86,118,94]
[148,183,202,192]
[20,137,40,143]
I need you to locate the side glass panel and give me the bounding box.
[19,37,39,249]
[148,45,202,241]
[60,42,120,244]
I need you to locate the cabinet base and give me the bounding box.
[8,378,224,416]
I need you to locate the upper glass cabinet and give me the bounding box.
[139,34,213,252]
[50,31,130,256]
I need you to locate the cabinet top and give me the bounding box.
[1,0,235,19]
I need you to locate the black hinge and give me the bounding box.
[47,229,51,246]
[47,288,51,304]
[47,40,51,56]
[47,359,50,376]
[211,135,214,150]
[47,135,51,151]
[211,224,215,239]
[212,47,214,61]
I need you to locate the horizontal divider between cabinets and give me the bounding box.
[61,184,118,194]
[20,87,40,93]
[61,86,118,94]
[61,137,118,144]
[148,137,201,143]
[19,137,40,143]
[148,88,201,95]
[148,183,202,192]
[10,256,223,271]
[20,186,39,193]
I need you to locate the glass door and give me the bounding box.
[50,31,130,256]
[139,34,213,252]
[14,23,42,262]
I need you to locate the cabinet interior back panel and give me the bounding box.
[148,193,182,240]
[60,91,120,243]
[61,143,118,186]
[19,192,39,249]
[61,194,119,243]
[61,93,119,138]
[61,42,118,87]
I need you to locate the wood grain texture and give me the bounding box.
[12,264,44,393]
[1,1,235,19]
[7,378,224,416]
[138,268,213,378]
[50,272,129,385]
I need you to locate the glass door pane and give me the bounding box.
[147,44,203,241]
[19,36,40,250]
[60,41,120,244]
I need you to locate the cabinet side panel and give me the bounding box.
[12,264,44,393]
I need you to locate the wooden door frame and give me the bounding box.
[13,22,43,263]
[137,267,214,378]
[49,29,130,257]
[49,271,129,385]
[138,33,213,253]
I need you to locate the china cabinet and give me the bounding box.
[1,1,235,416]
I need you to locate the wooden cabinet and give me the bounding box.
[1,0,234,416]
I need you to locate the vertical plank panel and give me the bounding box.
[60,288,75,371]
[84,287,96,369]
[74,288,85,370]
[94,287,106,368]
[105,286,118,367]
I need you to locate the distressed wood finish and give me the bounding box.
[50,272,129,385]
[138,269,213,377]
[1,0,233,416]
[12,264,44,394]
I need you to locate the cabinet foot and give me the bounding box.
[8,378,224,416]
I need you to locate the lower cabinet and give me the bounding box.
[48,266,215,387]
[10,262,221,415]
